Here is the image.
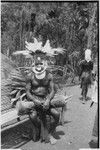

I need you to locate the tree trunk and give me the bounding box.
[86,3,97,49]
[19,11,22,66]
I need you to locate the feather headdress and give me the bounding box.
[13,38,65,57]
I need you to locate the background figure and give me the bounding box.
[90,71,97,107]
[79,49,93,104]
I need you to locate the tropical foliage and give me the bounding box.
[1,2,98,76]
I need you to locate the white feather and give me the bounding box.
[13,50,30,55]
[34,38,38,44]
[13,39,65,57]
[42,40,65,56]
[42,40,54,55]
[25,40,42,52]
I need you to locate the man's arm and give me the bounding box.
[43,73,55,109]
[46,74,55,102]
[91,61,94,71]
[26,82,35,102]
[78,60,84,79]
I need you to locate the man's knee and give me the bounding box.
[50,108,60,120]
[30,111,37,121]
[51,96,66,108]
[16,101,35,115]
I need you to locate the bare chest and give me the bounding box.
[31,77,50,88]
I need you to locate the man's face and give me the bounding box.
[32,57,46,74]
[35,62,44,72]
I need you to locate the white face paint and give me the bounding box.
[35,71,46,79]
[32,59,47,79]
[37,57,41,61]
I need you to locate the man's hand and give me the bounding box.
[79,76,81,81]
[34,99,42,107]
[43,100,50,110]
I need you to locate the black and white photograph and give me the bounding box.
[1,1,99,150]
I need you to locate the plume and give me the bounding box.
[13,50,31,56]
[13,38,65,57]
[42,39,65,56]
[25,38,42,52]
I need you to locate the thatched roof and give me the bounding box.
[1,53,17,113]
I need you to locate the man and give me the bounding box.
[11,38,66,144]
[25,54,61,144]
[79,49,93,103]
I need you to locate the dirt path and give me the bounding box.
[1,85,97,150]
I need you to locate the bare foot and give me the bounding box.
[49,135,57,145]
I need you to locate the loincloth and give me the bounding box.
[81,72,92,85]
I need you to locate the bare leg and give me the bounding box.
[16,101,35,115]
[81,82,86,103]
[29,111,40,141]
[16,101,40,140]
[39,112,51,143]
[82,83,88,102]
[49,108,60,144]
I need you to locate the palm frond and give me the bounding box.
[15,90,21,99]
[11,87,26,91]
[20,93,26,100]
[10,89,18,95]
[11,84,26,88]
[12,78,26,82]
[10,86,26,90]
[11,98,18,104]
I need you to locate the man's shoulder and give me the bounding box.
[26,73,34,82]
[46,70,53,79]
[79,60,85,65]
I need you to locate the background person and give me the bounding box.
[79,49,93,104]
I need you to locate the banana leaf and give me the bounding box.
[11,81,26,86]
[10,87,26,90]
[12,78,26,82]
[15,90,21,99]
[20,93,26,100]
[10,89,18,95]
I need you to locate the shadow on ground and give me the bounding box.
[89,140,99,148]
[52,130,65,140]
